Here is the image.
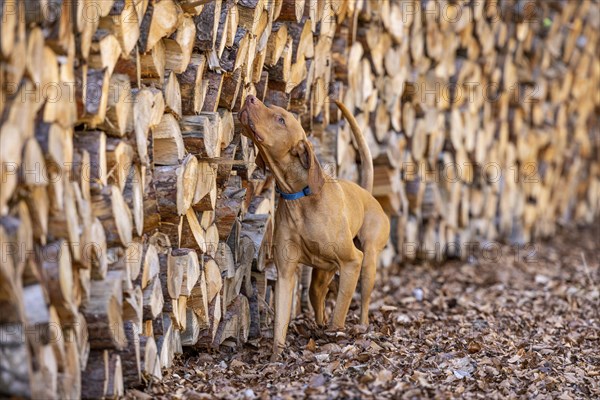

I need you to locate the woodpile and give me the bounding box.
[0,0,598,398]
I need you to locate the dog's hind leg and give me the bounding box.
[359,246,378,325]
[357,205,390,325]
[309,268,335,326]
[329,248,363,330]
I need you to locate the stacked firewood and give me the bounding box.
[328,0,600,262]
[0,1,272,398]
[0,0,597,398]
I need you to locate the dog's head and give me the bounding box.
[239,95,324,194]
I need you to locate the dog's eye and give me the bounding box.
[278,116,285,126]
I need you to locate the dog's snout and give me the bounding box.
[246,94,256,105]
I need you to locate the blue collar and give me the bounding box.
[276,185,311,200]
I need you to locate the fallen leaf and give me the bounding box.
[375,369,393,385]
[306,338,316,352]
[450,356,476,379]
[321,343,342,353]
[467,341,482,354]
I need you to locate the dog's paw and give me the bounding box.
[269,353,281,363]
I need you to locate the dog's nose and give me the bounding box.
[246,94,256,105]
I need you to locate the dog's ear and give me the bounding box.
[292,139,324,195]
[291,140,310,169]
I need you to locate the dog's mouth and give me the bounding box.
[240,110,264,142]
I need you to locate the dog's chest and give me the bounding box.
[276,201,356,268]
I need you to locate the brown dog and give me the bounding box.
[238,95,390,358]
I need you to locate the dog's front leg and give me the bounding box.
[272,260,298,360]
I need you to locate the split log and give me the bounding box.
[99,0,140,56]
[153,113,186,165]
[194,0,222,51]
[172,248,201,296]
[76,67,110,126]
[133,87,165,165]
[139,334,162,380]
[181,114,222,158]
[164,15,196,73]
[180,208,207,253]
[117,321,142,387]
[73,130,107,194]
[154,154,198,222]
[88,30,122,77]
[201,71,225,113]
[139,0,182,53]
[212,294,250,348]
[139,39,166,84]
[181,308,200,346]
[178,54,207,115]
[240,213,272,272]
[161,70,183,118]
[83,271,127,350]
[123,164,145,236]
[81,350,124,399]
[35,240,75,328]
[92,185,133,247]
[278,0,305,22]
[99,74,134,136]
[142,275,164,320]
[106,137,134,191]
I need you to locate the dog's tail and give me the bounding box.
[335,100,373,193]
